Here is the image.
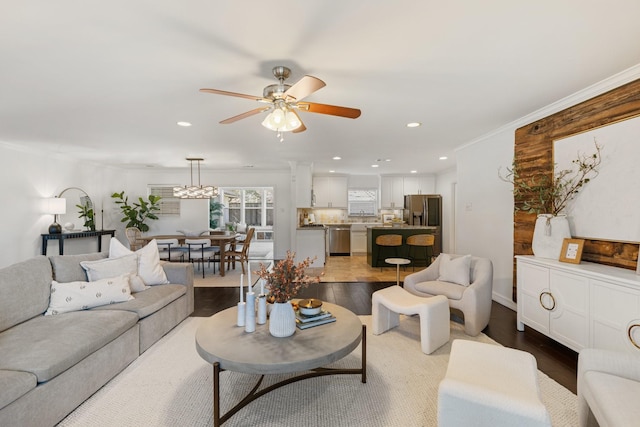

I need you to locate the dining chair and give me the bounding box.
[125,227,145,251]
[155,238,184,262]
[185,238,219,278]
[225,227,255,275]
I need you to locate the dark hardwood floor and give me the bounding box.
[193,282,578,394]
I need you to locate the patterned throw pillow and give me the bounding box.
[109,238,169,286]
[45,274,133,315]
[80,254,148,292]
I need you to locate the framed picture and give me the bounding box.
[559,238,585,264]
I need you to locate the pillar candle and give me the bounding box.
[245,292,256,333]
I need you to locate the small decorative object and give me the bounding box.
[64,222,75,231]
[257,251,321,337]
[500,141,602,259]
[237,273,245,327]
[559,238,585,264]
[268,302,297,337]
[257,294,267,325]
[245,291,256,333]
[298,298,323,316]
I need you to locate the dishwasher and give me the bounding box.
[328,224,351,255]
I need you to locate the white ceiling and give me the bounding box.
[2,1,640,175]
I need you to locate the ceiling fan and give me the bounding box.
[200,66,361,135]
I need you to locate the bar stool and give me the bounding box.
[406,234,435,270]
[375,234,403,271]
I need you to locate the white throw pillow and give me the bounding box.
[438,254,472,286]
[109,238,169,286]
[80,254,148,292]
[45,274,133,315]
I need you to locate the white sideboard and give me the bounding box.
[516,255,640,354]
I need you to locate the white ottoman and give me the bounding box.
[372,285,449,354]
[438,340,551,427]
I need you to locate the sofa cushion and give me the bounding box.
[109,238,169,286]
[413,280,466,300]
[49,252,107,283]
[0,310,138,382]
[0,370,37,410]
[583,371,640,426]
[92,284,186,319]
[80,254,148,292]
[0,256,52,333]
[45,274,134,315]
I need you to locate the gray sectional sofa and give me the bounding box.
[0,252,194,427]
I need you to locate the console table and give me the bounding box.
[41,230,115,255]
[516,255,640,355]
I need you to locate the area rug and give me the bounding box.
[58,316,577,427]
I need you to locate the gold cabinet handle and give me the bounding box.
[539,291,556,311]
[627,324,640,350]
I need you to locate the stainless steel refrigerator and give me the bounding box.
[403,194,442,255]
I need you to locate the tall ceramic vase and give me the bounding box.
[532,214,571,259]
[269,302,296,337]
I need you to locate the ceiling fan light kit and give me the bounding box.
[173,158,218,199]
[200,65,361,139]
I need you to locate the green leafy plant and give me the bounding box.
[209,200,225,229]
[76,202,95,231]
[111,191,161,232]
[500,141,602,216]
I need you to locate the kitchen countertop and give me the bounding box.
[368,225,437,229]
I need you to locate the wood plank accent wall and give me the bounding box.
[512,78,640,300]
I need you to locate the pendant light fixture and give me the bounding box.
[173,158,218,199]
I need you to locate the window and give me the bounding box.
[148,186,180,216]
[217,187,274,228]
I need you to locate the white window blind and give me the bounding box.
[148,186,180,216]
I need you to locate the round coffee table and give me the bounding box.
[385,257,411,286]
[196,301,366,426]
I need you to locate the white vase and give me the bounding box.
[269,302,296,337]
[532,214,571,259]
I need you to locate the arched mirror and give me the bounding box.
[58,187,95,232]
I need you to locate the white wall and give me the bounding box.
[434,168,456,254]
[0,144,125,268]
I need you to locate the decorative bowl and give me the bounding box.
[298,298,323,315]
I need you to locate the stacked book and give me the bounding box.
[295,309,337,330]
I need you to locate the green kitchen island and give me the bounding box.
[366,226,439,268]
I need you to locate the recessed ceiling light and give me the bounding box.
[371,164,379,168]
[332,156,341,160]
[177,121,192,127]
[439,156,448,160]
[385,158,391,162]
[329,170,335,173]
[407,122,421,128]
[410,170,417,174]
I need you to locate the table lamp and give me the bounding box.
[46,197,66,234]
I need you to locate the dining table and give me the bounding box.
[140,233,239,277]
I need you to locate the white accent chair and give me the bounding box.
[438,339,551,427]
[578,348,640,427]
[403,253,493,336]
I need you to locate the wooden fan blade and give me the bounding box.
[200,88,268,102]
[220,107,270,124]
[284,76,326,102]
[296,102,361,119]
[291,111,307,133]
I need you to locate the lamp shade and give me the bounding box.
[46,197,66,214]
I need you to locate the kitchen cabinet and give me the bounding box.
[517,255,640,354]
[313,176,347,208]
[380,176,404,208]
[295,228,326,268]
[294,163,313,208]
[402,175,435,195]
[350,223,368,254]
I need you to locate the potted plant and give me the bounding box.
[500,141,602,258]
[209,200,224,229]
[111,191,162,233]
[257,251,320,337]
[76,201,95,231]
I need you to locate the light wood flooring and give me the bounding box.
[309,254,415,283]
